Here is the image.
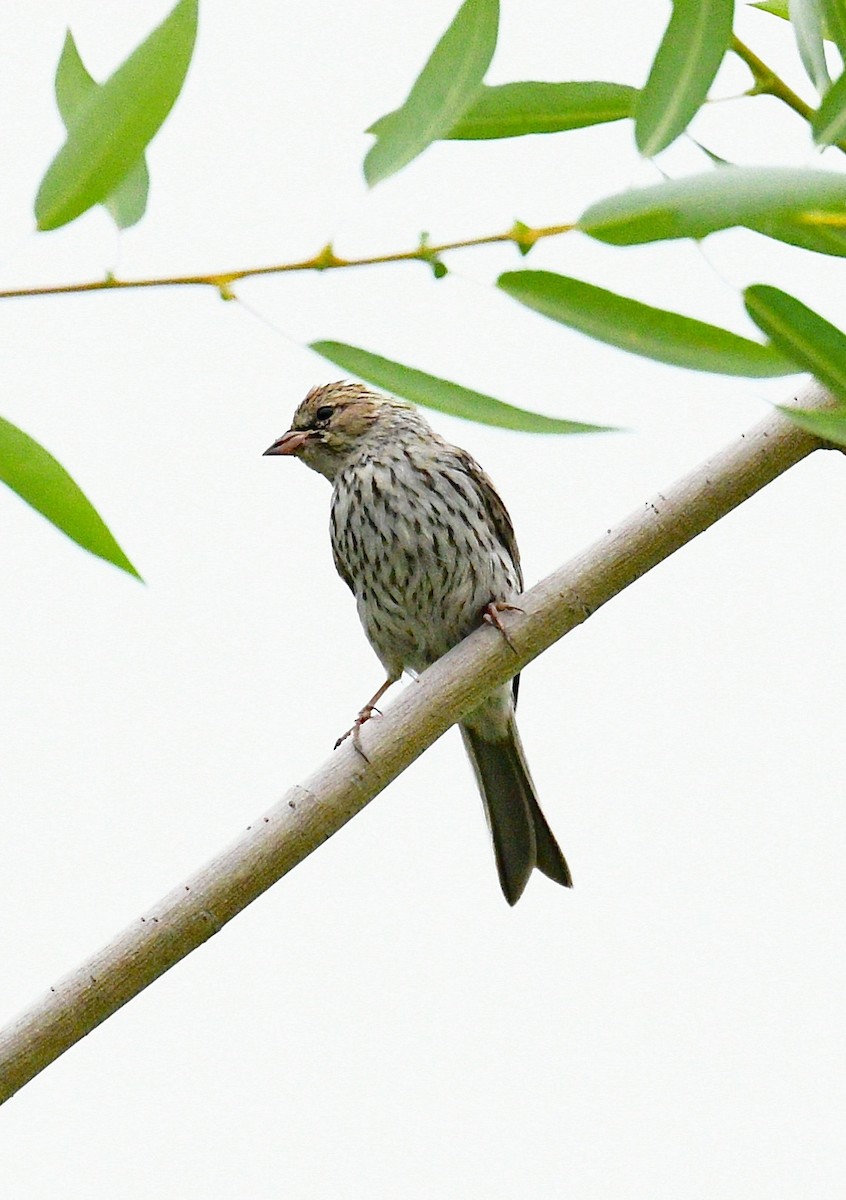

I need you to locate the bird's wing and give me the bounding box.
[331,541,356,594]
[329,499,356,594]
[455,449,523,707]
[456,449,523,589]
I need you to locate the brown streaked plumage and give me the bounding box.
[265,382,572,904]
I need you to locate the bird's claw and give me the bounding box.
[334,705,382,760]
[482,600,523,653]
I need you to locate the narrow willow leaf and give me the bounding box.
[0,415,140,577]
[749,0,790,15]
[635,0,735,156]
[447,80,637,138]
[363,0,499,186]
[101,159,150,230]
[689,138,733,166]
[579,167,846,244]
[790,0,832,91]
[748,210,846,254]
[812,66,846,143]
[820,0,846,58]
[498,270,797,376]
[755,0,843,41]
[36,0,198,230]
[777,405,846,445]
[55,31,149,230]
[371,80,637,140]
[310,341,611,433]
[54,29,97,121]
[682,153,846,250]
[745,283,846,397]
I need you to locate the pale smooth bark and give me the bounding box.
[0,382,835,1103]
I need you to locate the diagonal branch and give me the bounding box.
[0,382,836,1104]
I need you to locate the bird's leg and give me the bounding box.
[334,675,399,757]
[482,600,524,653]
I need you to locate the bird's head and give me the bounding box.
[263,382,412,480]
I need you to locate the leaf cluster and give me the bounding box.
[5,0,846,573]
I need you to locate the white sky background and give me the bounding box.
[1,1,845,1195]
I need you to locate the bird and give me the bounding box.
[264,381,572,905]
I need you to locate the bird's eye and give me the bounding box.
[314,405,334,422]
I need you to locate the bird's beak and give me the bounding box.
[263,429,310,456]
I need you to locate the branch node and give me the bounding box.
[509,220,537,257]
[213,277,237,301]
[314,243,343,270]
[415,232,448,278]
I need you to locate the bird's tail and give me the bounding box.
[459,719,573,906]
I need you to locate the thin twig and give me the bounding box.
[731,35,846,155]
[0,34,836,306]
[0,222,574,302]
[732,36,815,120]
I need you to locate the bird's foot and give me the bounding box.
[334,703,387,761]
[334,675,398,759]
[482,600,524,653]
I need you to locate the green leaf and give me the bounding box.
[790,0,831,91]
[753,0,845,43]
[748,210,846,254]
[448,80,637,138]
[689,138,733,167]
[36,0,198,231]
[777,405,846,445]
[55,30,149,230]
[309,341,611,433]
[579,166,846,244]
[745,284,846,398]
[0,415,140,577]
[820,0,846,58]
[749,0,790,16]
[635,0,735,156]
[812,65,846,143]
[371,80,637,140]
[498,270,797,376]
[363,0,499,186]
[54,29,97,122]
[100,159,150,231]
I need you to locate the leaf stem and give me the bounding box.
[732,35,814,118]
[731,35,846,154]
